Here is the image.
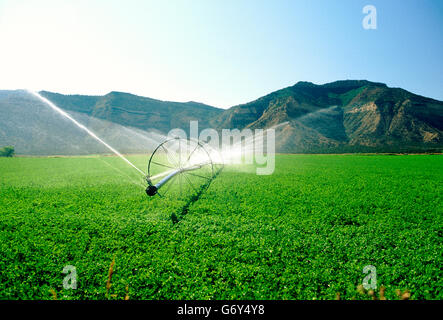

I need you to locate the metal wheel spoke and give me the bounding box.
[161,174,176,197]
[161,145,180,168]
[179,172,183,199]
[147,138,222,200]
[150,160,176,170]
[185,171,212,181]
[184,144,199,167]
[182,172,198,194]
[178,139,182,168]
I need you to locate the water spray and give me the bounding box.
[30,90,223,200]
[145,137,222,198]
[28,90,146,177]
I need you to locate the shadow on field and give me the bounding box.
[171,169,222,224]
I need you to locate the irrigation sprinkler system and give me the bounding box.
[145,137,223,198]
[28,91,222,203]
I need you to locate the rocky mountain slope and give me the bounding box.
[40,91,223,134]
[0,90,165,155]
[1,80,442,154]
[217,80,443,152]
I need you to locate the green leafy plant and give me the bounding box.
[0,146,14,157]
[0,154,441,299]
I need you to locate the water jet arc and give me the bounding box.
[28,90,146,177]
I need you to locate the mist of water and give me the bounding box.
[28,90,147,177]
[296,105,340,123]
[220,121,289,164]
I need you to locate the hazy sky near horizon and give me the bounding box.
[0,0,442,108]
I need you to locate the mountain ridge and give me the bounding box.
[215,80,443,153]
[39,90,223,134]
[1,80,442,154]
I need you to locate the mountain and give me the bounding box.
[0,90,165,155]
[39,91,223,134]
[216,80,443,153]
[1,80,442,154]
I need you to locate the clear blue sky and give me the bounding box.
[0,0,442,108]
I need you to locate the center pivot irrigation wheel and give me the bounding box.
[146,138,218,199]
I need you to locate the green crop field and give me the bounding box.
[0,154,442,300]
